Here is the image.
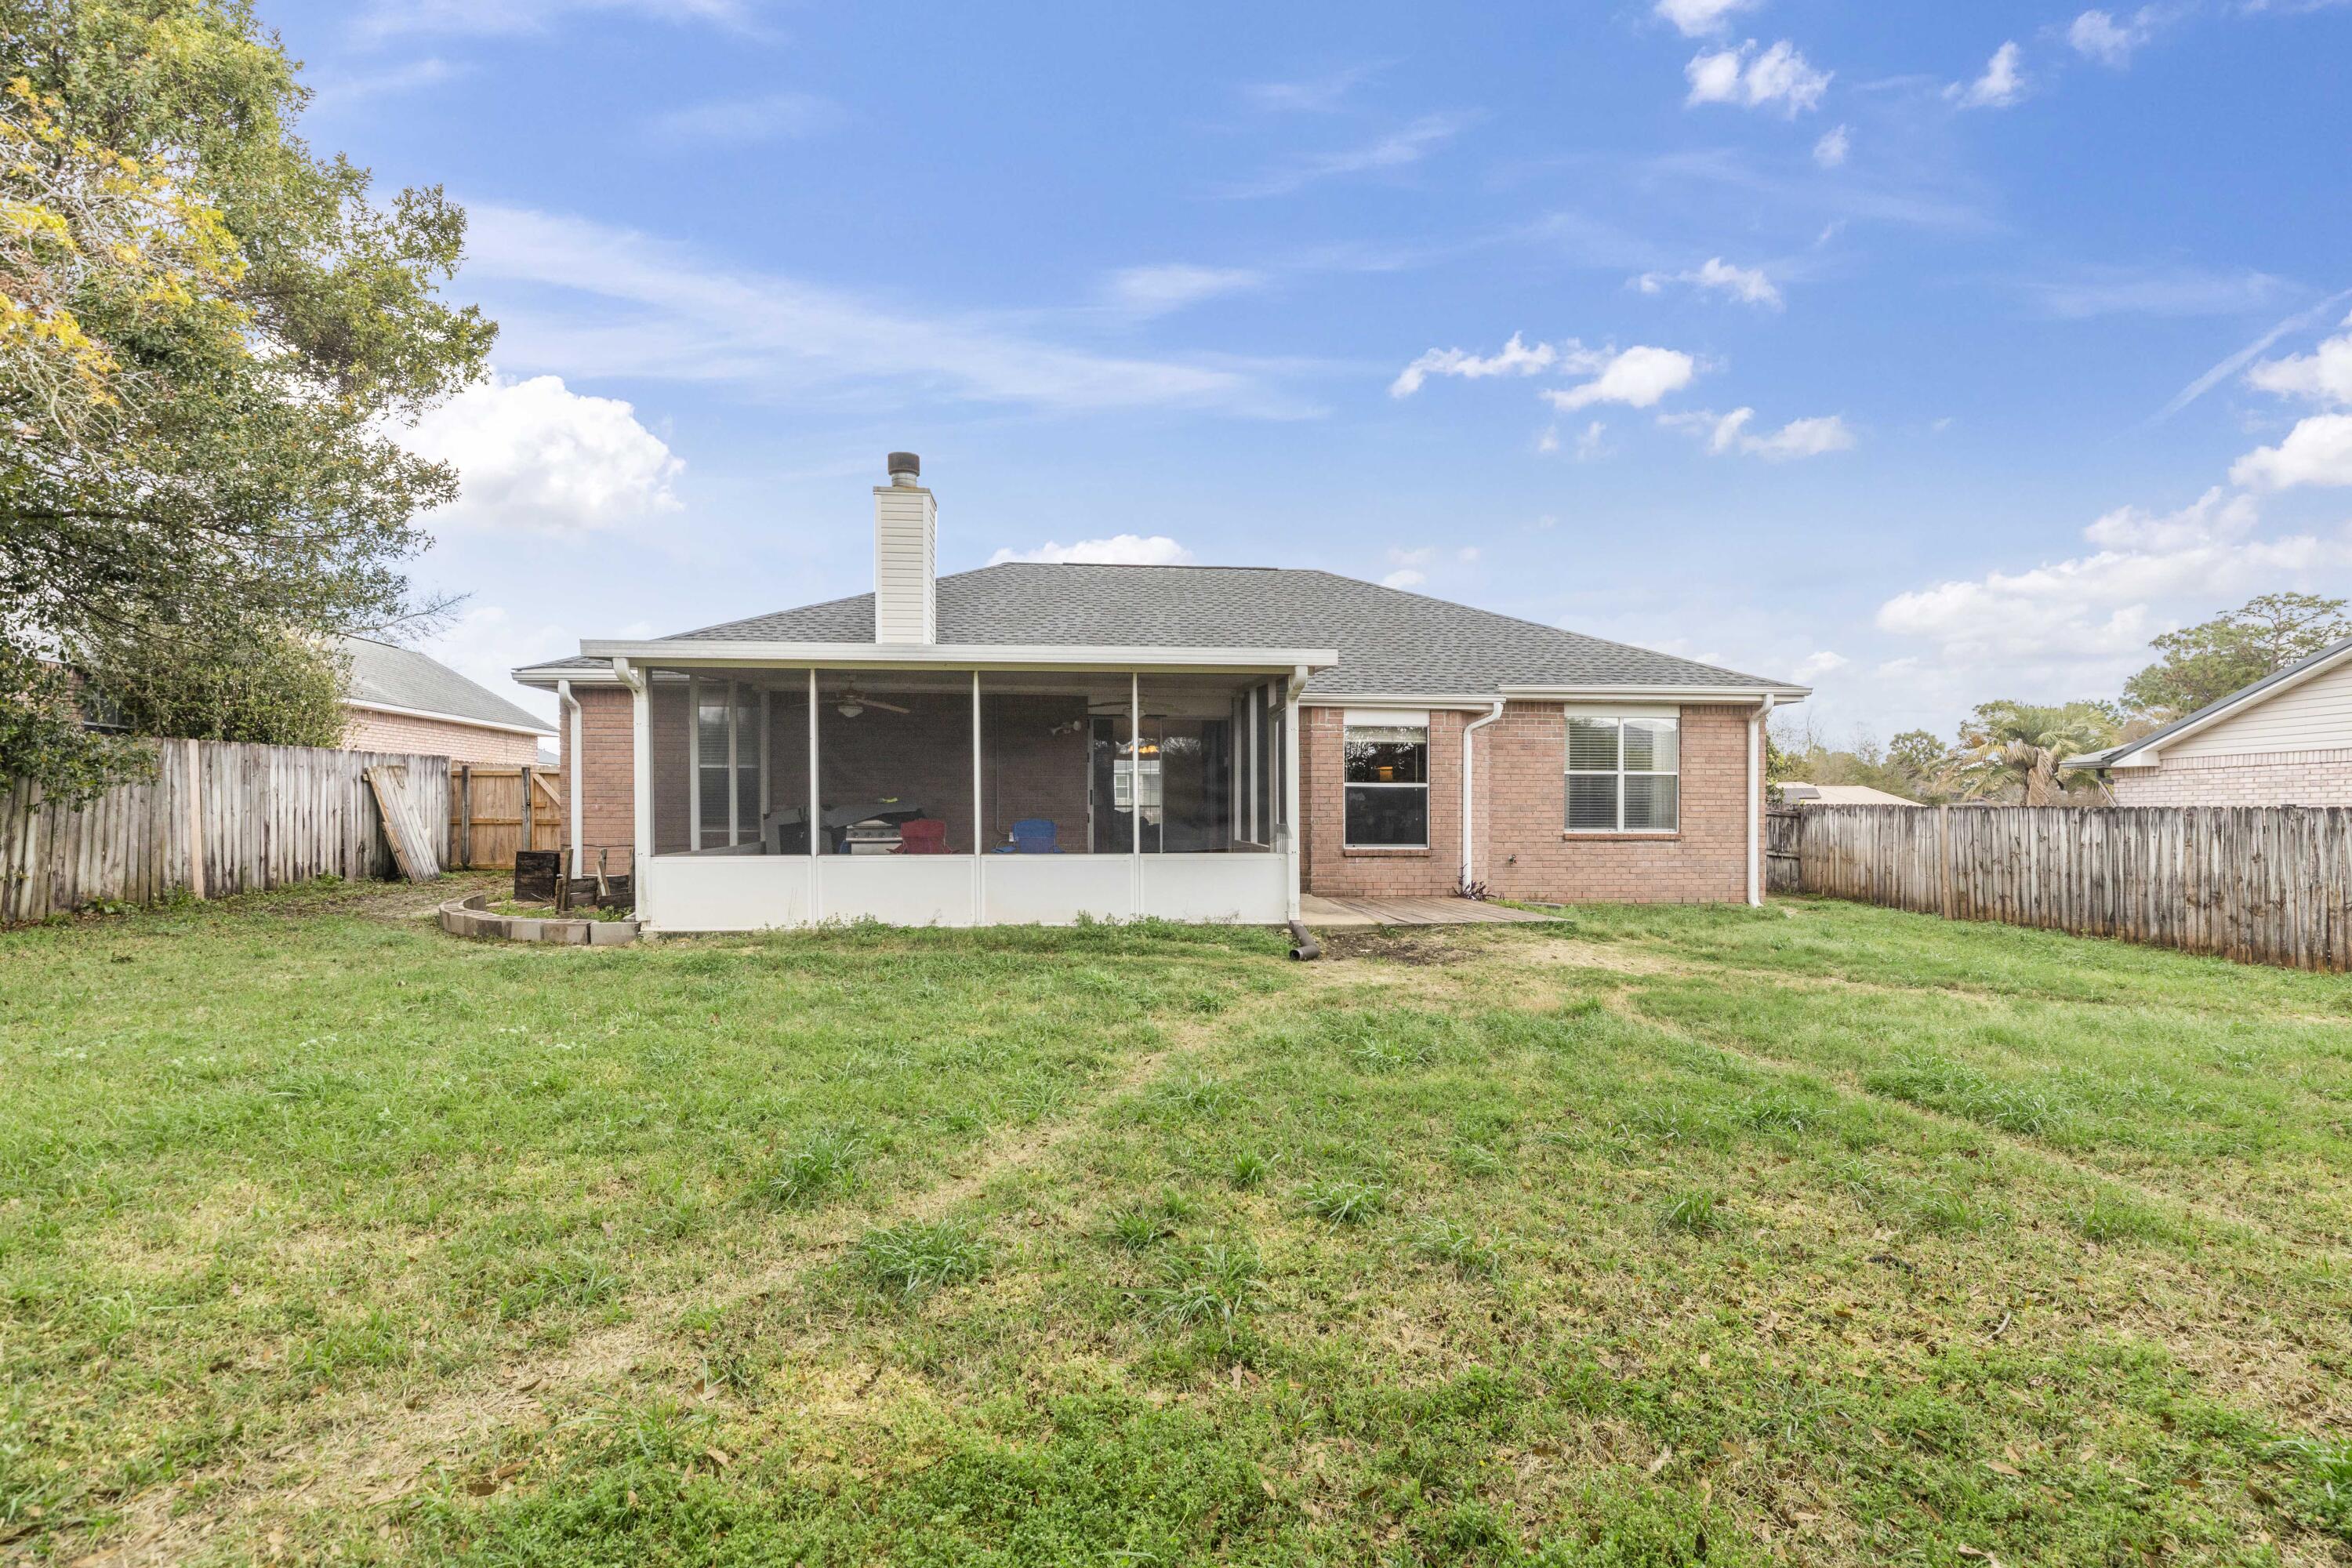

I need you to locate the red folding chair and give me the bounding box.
[895,818,950,855]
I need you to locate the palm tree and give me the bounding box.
[1955,701,2118,806]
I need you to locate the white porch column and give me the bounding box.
[807,668,821,920]
[1130,671,1142,918]
[1283,666,1305,922]
[971,670,985,922]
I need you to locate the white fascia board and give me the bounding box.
[1301,694,1509,710]
[343,698,554,737]
[576,640,1341,673]
[1499,683,1813,702]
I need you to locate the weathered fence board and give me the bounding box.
[1785,804,2352,971]
[0,740,450,923]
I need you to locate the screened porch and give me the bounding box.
[626,665,1298,930]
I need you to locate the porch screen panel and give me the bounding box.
[978,670,1127,855]
[815,670,975,854]
[649,669,804,856]
[1138,676,1247,852]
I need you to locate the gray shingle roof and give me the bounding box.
[343,636,554,733]
[520,564,1805,699]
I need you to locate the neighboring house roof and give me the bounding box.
[2063,632,2352,771]
[342,636,554,735]
[516,564,1806,701]
[1778,782,1922,807]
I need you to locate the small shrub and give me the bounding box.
[1412,1218,1504,1279]
[1301,1179,1385,1225]
[1657,1188,1722,1236]
[855,1221,990,1298]
[754,1127,861,1208]
[1144,1242,1266,1330]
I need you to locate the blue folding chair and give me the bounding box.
[1009,818,1062,854]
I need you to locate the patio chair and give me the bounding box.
[1008,818,1061,854]
[895,818,950,855]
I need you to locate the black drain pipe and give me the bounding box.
[1286,919,1320,961]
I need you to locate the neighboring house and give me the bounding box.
[514,453,1809,931]
[339,636,554,768]
[1777,783,1921,807]
[2067,634,2352,806]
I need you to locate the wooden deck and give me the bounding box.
[1298,894,1560,928]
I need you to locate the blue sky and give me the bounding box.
[278,0,2351,740]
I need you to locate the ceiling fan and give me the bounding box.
[829,684,911,719]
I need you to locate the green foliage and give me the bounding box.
[0,0,493,793]
[754,1126,863,1209]
[1655,1187,1722,1235]
[1142,1241,1266,1330]
[855,1220,991,1298]
[0,646,147,806]
[1955,699,2120,804]
[1301,1178,1385,1225]
[72,618,347,746]
[1410,1217,1504,1279]
[2124,592,2352,720]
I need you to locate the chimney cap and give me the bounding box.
[886,451,920,480]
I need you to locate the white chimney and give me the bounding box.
[873,451,936,644]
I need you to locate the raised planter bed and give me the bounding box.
[437,891,639,946]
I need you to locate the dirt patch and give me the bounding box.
[1316,928,1486,967]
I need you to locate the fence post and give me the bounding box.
[520,764,535,855]
[183,737,206,900]
[458,763,472,869]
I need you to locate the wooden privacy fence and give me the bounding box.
[0,739,451,924]
[1787,804,2352,971]
[448,764,563,869]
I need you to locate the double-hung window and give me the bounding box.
[1344,714,1429,848]
[692,676,764,849]
[1566,712,1679,833]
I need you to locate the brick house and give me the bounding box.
[2068,634,2352,806]
[339,636,554,768]
[514,454,1808,931]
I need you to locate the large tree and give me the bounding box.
[2123,592,2352,720]
[0,0,492,797]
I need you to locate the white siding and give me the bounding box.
[2163,655,2352,759]
[873,484,937,644]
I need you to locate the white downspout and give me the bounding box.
[1747,694,1775,908]
[1460,699,1506,892]
[1283,666,1306,924]
[557,679,583,869]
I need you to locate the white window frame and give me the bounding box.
[690,674,764,850]
[1563,707,1680,836]
[1342,710,1431,851]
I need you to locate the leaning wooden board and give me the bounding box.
[365,765,442,882]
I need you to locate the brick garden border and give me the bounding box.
[437,891,638,946]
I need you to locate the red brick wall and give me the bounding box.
[561,686,638,874]
[343,707,543,768]
[1302,700,1758,905]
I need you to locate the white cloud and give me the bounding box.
[1813,124,1850,167]
[1240,64,1382,113]
[646,92,840,145]
[1390,332,1558,397]
[1573,420,1611,461]
[2021,263,2291,320]
[1670,407,1855,459]
[307,57,466,109]
[1876,486,2352,676]
[1105,264,1265,318]
[2067,9,2154,66]
[1948,42,2026,109]
[1791,650,1848,681]
[1381,568,1428,590]
[357,0,750,38]
[1220,111,1476,198]
[1686,40,1832,116]
[401,372,682,537]
[2245,328,2352,406]
[1653,0,1758,37]
[987,535,1196,566]
[463,205,1309,419]
[1457,546,1480,563]
[1635,256,1783,310]
[2231,414,2352,489]
[1541,346,1698,412]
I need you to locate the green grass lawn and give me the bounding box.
[4,879,2350,1566]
